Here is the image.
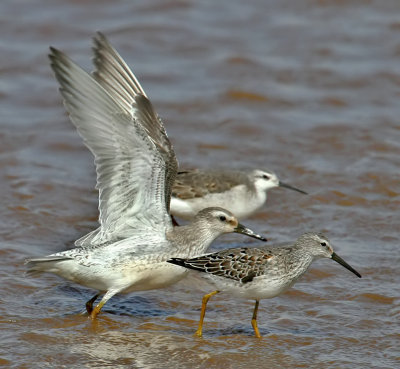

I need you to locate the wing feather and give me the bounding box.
[172,169,253,200]
[91,33,177,212]
[49,46,176,246]
[169,248,273,283]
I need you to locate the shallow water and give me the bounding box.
[0,0,399,368]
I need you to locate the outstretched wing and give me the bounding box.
[91,32,177,213]
[49,46,177,246]
[168,247,273,284]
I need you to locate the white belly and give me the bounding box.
[171,186,266,220]
[201,273,294,301]
[51,259,188,294]
[122,262,188,293]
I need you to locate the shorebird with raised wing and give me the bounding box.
[26,33,266,319]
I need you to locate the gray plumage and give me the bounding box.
[168,233,361,337]
[25,33,266,319]
[171,168,307,220]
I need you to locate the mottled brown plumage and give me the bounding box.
[170,168,307,220]
[173,169,254,200]
[172,247,273,284]
[168,233,361,338]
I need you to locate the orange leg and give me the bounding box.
[90,302,104,320]
[195,290,219,337]
[88,290,118,320]
[251,300,261,338]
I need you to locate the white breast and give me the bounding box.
[171,185,267,219]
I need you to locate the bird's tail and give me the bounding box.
[25,256,72,276]
[166,257,187,267]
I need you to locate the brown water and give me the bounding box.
[1,0,399,368]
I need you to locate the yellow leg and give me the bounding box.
[195,290,219,337]
[90,299,106,320]
[85,294,100,315]
[88,290,118,320]
[251,300,261,338]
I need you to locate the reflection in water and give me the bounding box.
[0,0,399,368]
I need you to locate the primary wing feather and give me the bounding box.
[49,47,175,246]
[91,32,177,213]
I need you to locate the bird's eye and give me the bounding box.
[219,215,226,222]
[320,242,327,247]
[263,174,270,180]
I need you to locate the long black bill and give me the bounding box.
[234,223,267,242]
[331,252,361,278]
[279,181,308,195]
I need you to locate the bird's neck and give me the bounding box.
[244,183,268,210]
[166,222,220,257]
[284,248,315,282]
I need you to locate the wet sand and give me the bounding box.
[0,0,399,368]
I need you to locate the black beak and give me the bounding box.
[279,181,308,195]
[331,252,361,278]
[234,223,267,242]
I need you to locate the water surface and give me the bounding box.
[0,0,399,368]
